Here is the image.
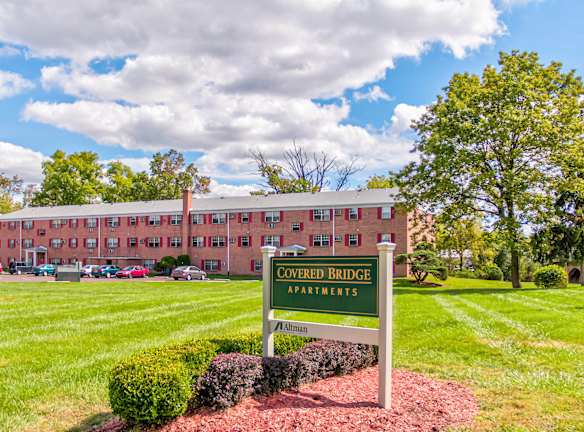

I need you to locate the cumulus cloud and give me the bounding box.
[0,70,34,99]
[0,142,47,182]
[353,86,392,103]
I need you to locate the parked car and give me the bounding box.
[81,265,100,277]
[92,265,121,278]
[8,261,34,275]
[171,265,206,281]
[116,265,149,278]
[33,264,57,276]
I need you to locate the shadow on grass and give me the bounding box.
[66,412,116,432]
[393,278,539,296]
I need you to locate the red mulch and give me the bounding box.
[96,366,477,432]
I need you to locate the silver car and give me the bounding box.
[171,265,206,281]
[81,265,100,277]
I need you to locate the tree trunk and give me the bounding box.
[511,251,523,289]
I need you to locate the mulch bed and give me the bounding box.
[96,366,477,432]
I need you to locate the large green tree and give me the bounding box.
[395,51,584,288]
[0,173,24,213]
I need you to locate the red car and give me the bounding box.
[116,265,150,278]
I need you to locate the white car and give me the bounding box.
[81,265,100,277]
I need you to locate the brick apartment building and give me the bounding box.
[0,188,417,276]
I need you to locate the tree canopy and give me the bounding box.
[394,51,584,288]
[0,173,24,214]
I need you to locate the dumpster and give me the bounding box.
[55,265,81,282]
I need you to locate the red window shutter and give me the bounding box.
[378,207,382,219]
[104,238,108,247]
[345,234,349,246]
[261,235,265,246]
[261,212,265,222]
[217,261,222,271]
[31,239,34,247]
[84,219,87,227]
[310,210,314,221]
[378,234,381,243]
[329,209,333,220]
[127,238,130,247]
[251,260,255,272]
[127,217,131,226]
[310,235,313,246]
[208,236,212,247]
[203,237,207,247]
[168,215,171,225]
[345,209,349,220]
[146,216,149,225]
[358,208,362,220]
[208,214,212,223]
[238,213,242,223]
[145,238,149,247]
[167,237,171,247]
[201,259,205,269]
[238,236,241,247]
[37,229,40,236]
[280,236,283,247]
[299,222,304,231]
[83,239,86,247]
[249,213,252,223]
[329,234,332,244]
[280,211,283,222]
[249,236,252,247]
[32,221,35,229]
[391,233,396,243]
[358,234,362,246]
[391,207,395,219]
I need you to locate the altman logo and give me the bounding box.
[274,321,309,335]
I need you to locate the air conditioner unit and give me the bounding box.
[139,239,145,244]
[109,249,115,253]
[139,217,146,222]
[335,236,342,242]
[88,228,94,232]
[229,237,235,243]
[61,239,66,244]
[229,213,236,219]
[62,219,68,224]
[16,240,20,244]
[334,209,342,215]
[109,227,115,232]
[268,223,276,228]
[88,249,94,253]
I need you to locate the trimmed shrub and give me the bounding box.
[453,269,476,279]
[534,265,568,289]
[177,254,191,266]
[209,332,314,357]
[482,264,504,281]
[108,354,191,426]
[197,353,263,409]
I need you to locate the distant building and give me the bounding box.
[0,188,421,276]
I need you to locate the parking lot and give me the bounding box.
[0,273,168,282]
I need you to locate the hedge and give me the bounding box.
[534,265,568,289]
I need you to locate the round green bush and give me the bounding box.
[533,265,568,289]
[454,269,476,279]
[482,265,504,281]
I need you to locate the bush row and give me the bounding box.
[196,340,376,409]
[108,333,313,426]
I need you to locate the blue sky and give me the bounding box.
[0,0,582,197]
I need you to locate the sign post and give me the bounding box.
[262,242,396,409]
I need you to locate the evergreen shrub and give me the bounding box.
[482,264,504,281]
[534,265,568,289]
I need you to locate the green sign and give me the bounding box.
[271,256,379,317]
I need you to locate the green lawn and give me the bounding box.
[0,278,583,431]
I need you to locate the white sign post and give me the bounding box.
[261,242,396,409]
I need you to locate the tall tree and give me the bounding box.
[102,161,136,203]
[0,173,24,213]
[395,51,584,288]
[250,142,362,194]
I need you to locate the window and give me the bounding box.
[107,217,119,227]
[313,209,330,221]
[129,216,137,226]
[170,236,182,247]
[264,236,280,247]
[312,234,330,247]
[148,216,161,226]
[129,237,137,247]
[204,260,219,271]
[23,239,33,248]
[334,235,342,242]
[253,260,262,272]
[51,239,62,248]
[334,209,342,215]
[9,221,15,230]
[23,220,33,230]
[51,220,62,229]
[38,229,45,237]
[348,234,359,247]
[144,259,155,270]
[50,258,60,265]
[71,219,77,228]
[86,238,97,248]
[349,208,359,220]
[170,215,182,225]
[192,236,205,247]
[86,218,97,228]
[264,211,280,223]
[241,212,249,223]
[381,206,392,219]
[69,238,77,248]
[148,237,161,247]
[240,236,249,247]
[8,239,15,248]
[212,213,226,224]
[292,222,302,231]
[192,214,204,224]
[107,238,119,248]
[70,258,78,265]
[380,233,393,242]
[211,236,226,247]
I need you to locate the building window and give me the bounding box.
[148,216,161,226]
[23,239,33,248]
[348,234,359,247]
[23,220,33,230]
[71,219,77,228]
[107,217,119,227]
[170,215,182,225]
[381,206,392,219]
[212,213,226,224]
[192,236,205,247]
[148,237,161,247]
[211,236,226,247]
[86,238,97,248]
[129,216,137,226]
[9,221,16,230]
[313,209,330,221]
[144,259,155,270]
[51,239,62,248]
[312,234,330,247]
[334,235,342,242]
[253,260,262,272]
[349,208,359,220]
[380,233,393,242]
[264,211,280,223]
[129,237,137,247]
[170,236,182,247]
[192,214,204,224]
[241,212,249,223]
[38,229,45,237]
[86,218,97,228]
[8,239,15,248]
[51,220,62,229]
[204,260,219,271]
[70,238,77,248]
[107,238,119,248]
[264,236,280,247]
[292,222,301,231]
[241,236,249,247]
[50,258,60,265]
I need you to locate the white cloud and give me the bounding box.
[0,45,20,57]
[207,180,259,198]
[0,70,34,99]
[353,86,392,102]
[0,142,47,182]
